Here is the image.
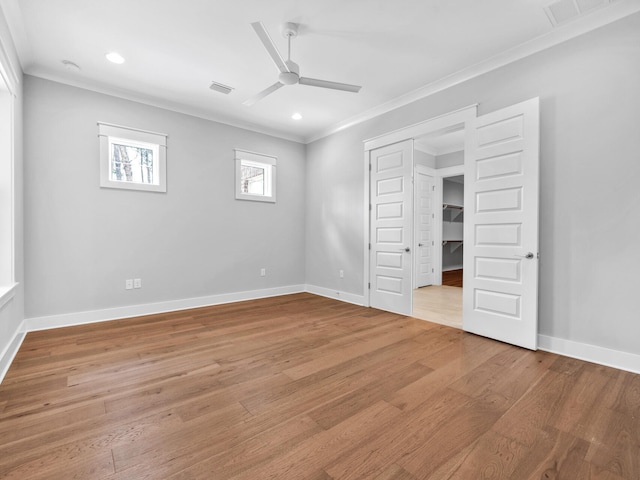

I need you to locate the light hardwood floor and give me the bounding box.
[413,286,463,329]
[0,293,638,479]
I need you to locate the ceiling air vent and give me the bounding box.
[544,0,610,26]
[209,81,234,95]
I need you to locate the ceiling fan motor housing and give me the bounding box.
[280,60,300,85]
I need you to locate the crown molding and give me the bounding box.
[305,0,640,144]
[0,0,30,72]
[414,142,437,156]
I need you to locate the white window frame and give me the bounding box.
[0,46,18,308]
[98,122,167,192]
[234,149,277,203]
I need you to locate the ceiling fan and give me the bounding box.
[244,21,362,106]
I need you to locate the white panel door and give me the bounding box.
[370,140,413,316]
[463,98,540,350]
[415,169,434,288]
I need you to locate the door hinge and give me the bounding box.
[368,243,371,250]
[369,204,372,211]
[432,185,435,191]
[432,213,434,218]
[432,240,434,246]
[368,282,371,289]
[369,162,372,171]
[432,268,434,273]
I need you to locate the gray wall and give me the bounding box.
[415,149,435,168]
[0,8,24,368]
[436,151,463,169]
[24,77,306,318]
[442,178,463,206]
[306,12,640,355]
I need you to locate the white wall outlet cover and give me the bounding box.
[125,279,133,290]
[260,268,266,277]
[134,278,142,289]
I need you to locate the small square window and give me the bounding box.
[99,123,167,192]
[235,149,276,203]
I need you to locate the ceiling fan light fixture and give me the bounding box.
[279,71,299,85]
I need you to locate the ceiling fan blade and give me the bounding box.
[242,82,284,106]
[251,21,289,74]
[299,77,361,93]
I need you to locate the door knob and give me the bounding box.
[514,252,535,259]
[399,247,411,253]
[418,243,424,247]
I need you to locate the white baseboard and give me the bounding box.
[538,334,640,375]
[13,286,640,381]
[442,265,463,272]
[24,285,306,332]
[0,325,26,384]
[304,284,365,306]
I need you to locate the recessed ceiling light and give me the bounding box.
[291,113,302,120]
[106,52,125,64]
[61,60,81,73]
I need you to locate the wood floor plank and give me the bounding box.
[0,293,638,479]
[395,394,505,478]
[446,430,527,479]
[373,464,418,480]
[229,400,403,480]
[325,389,472,479]
[163,415,323,480]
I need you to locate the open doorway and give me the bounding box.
[366,99,540,349]
[365,105,476,318]
[412,129,465,328]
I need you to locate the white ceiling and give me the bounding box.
[2,0,638,143]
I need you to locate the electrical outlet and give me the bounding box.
[339,269,344,278]
[260,268,266,277]
[134,278,142,289]
[125,279,133,290]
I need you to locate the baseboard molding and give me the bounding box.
[442,265,463,272]
[24,285,306,332]
[304,284,365,306]
[538,334,640,375]
[14,287,640,380]
[0,325,26,384]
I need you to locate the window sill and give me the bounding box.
[0,283,18,312]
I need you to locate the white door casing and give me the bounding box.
[369,140,413,316]
[463,97,540,350]
[414,167,434,288]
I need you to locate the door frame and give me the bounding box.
[363,105,478,308]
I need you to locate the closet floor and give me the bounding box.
[442,268,463,287]
[412,285,462,329]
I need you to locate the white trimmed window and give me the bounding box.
[0,56,17,305]
[235,149,276,203]
[99,123,167,192]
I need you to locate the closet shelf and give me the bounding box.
[442,239,463,253]
[443,203,464,222]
